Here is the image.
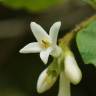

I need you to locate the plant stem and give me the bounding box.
[59,15,96,46]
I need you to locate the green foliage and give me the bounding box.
[1,0,63,12]
[76,16,96,66]
[82,0,96,9]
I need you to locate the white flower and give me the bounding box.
[19,21,62,64]
[37,68,58,93]
[64,51,82,85]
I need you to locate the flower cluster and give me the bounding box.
[20,22,61,64]
[19,21,82,96]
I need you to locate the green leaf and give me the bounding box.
[76,16,96,66]
[82,0,96,9]
[1,0,63,12]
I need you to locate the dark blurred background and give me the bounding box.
[0,0,96,96]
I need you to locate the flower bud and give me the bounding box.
[51,46,62,57]
[37,68,58,93]
[64,52,82,85]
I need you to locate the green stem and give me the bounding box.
[59,15,96,47]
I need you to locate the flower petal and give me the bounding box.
[30,22,50,42]
[19,42,41,53]
[49,21,61,45]
[58,71,70,96]
[64,54,82,85]
[40,48,52,64]
[37,68,58,93]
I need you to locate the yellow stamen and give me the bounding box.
[41,39,51,48]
